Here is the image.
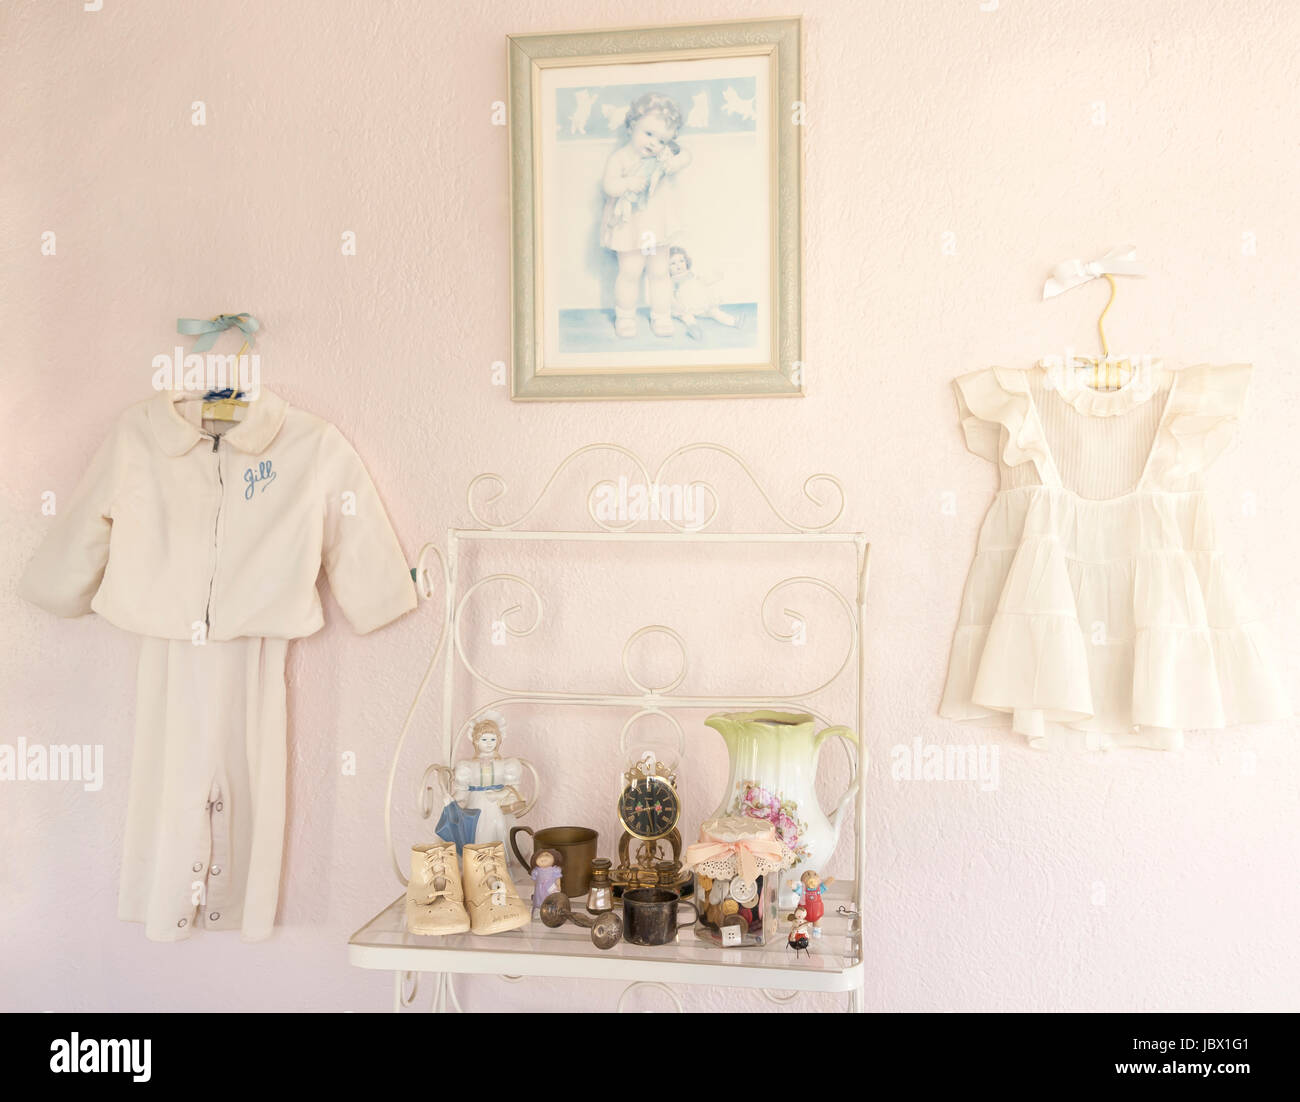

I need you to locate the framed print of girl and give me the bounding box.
[508,17,803,399]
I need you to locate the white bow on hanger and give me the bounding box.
[1042,245,1145,299]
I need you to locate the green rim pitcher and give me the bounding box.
[704,710,859,882]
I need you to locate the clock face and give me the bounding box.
[618,776,679,840]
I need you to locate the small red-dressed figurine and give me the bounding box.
[795,869,835,937]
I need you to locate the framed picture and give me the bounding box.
[507,17,803,400]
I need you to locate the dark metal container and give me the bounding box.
[620,888,698,946]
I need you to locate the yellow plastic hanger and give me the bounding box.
[1072,276,1132,391]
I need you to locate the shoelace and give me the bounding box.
[422,848,450,901]
[471,847,509,907]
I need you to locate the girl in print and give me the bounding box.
[668,246,741,340]
[600,92,693,338]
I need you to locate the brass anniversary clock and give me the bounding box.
[612,752,689,891]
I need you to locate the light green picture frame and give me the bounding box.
[507,17,804,401]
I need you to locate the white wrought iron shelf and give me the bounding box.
[348,880,862,998]
[352,443,871,1012]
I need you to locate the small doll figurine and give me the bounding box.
[437,710,531,865]
[795,869,836,937]
[787,905,811,959]
[529,849,564,912]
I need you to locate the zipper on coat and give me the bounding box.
[204,435,223,633]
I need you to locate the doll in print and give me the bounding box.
[600,92,693,338]
[529,849,564,912]
[795,869,835,936]
[669,246,741,340]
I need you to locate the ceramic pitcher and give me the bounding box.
[704,711,859,888]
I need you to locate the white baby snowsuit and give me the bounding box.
[21,389,417,941]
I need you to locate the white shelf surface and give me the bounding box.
[349,880,863,994]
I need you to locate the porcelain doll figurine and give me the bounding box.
[436,711,531,863]
[529,849,564,912]
[795,869,835,937]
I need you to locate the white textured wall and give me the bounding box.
[2,0,1297,1012]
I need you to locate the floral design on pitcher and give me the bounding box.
[728,780,810,865]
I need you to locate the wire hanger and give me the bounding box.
[1042,247,1145,391]
[175,313,260,421]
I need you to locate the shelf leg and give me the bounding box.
[616,981,684,1013]
[434,973,463,1013]
[396,970,421,1012]
[762,989,800,1007]
[418,972,463,1013]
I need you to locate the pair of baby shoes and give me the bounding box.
[405,841,530,936]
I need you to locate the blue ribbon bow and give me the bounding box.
[177,313,260,353]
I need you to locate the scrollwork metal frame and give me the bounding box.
[383,443,869,1012]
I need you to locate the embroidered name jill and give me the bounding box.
[244,460,276,500]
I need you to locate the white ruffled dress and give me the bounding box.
[941,363,1290,750]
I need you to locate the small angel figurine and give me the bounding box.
[795,869,835,937]
[529,849,564,912]
[435,711,533,863]
[787,905,811,959]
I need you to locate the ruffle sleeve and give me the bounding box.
[952,367,1058,485]
[1155,363,1252,482]
[953,369,1002,462]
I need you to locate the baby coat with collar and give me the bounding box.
[20,388,416,639]
[21,389,417,942]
